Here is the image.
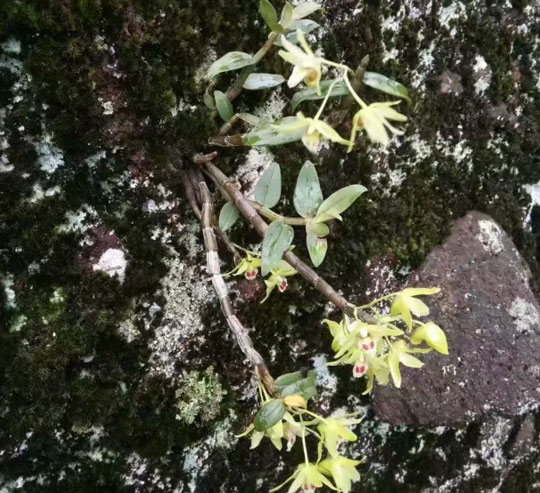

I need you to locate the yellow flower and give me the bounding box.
[319,456,363,493]
[411,321,449,355]
[270,462,336,493]
[390,287,440,330]
[350,101,407,148]
[227,252,262,280]
[261,260,297,302]
[343,70,407,149]
[279,29,323,94]
[274,112,349,154]
[317,416,362,458]
[388,340,428,388]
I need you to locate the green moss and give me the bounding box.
[175,366,227,425]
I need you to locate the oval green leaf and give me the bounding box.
[274,19,320,47]
[314,184,367,223]
[207,51,254,79]
[261,221,294,276]
[203,90,215,110]
[244,121,304,146]
[254,163,281,208]
[214,90,234,122]
[219,202,240,232]
[254,399,286,431]
[306,230,327,267]
[243,73,286,90]
[293,160,323,218]
[363,71,411,104]
[291,79,349,111]
[275,371,304,388]
[259,0,281,32]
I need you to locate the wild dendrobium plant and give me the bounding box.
[182,1,449,491]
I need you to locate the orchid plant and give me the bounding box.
[197,1,449,491]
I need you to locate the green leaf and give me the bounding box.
[291,79,349,110]
[280,371,318,401]
[236,113,261,126]
[207,51,254,79]
[219,202,240,231]
[307,221,329,237]
[244,120,304,146]
[314,184,367,223]
[254,399,286,431]
[254,163,281,208]
[293,161,323,218]
[290,73,411,110]
[261,221,294,276]
[259,0,281,32]
[214,90,234,122]
[243,73,286,90]
[363,71,411,104]
[274,19,320,47]
[203,90,215,110]
[279,2,294,29]
[306,230,327,267]
[275,371,304,388]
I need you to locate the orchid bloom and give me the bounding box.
[390,287,440,330]
[279,29,323,94]
[317,415,362,458]
[273,79,350,153]
[270,462,336,493]
[388,340,430,388]
[227,252,261,280]
[411,321,449,354]
[261,260,297,302]
[318,456,363,493]
[343,71,407,149]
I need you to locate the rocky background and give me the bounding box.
[1,1,540,492]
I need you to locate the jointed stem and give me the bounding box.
[198,177,278,396]
[196,154,377,324]
[225,32,280,102]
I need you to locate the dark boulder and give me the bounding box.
[373,211,540,426]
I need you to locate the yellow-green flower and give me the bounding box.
[343,70,407,149]
[317,416,362,458]
[261,260,297,302]
[273,111,349,154]
[349,102,407,148]
[388,340,429,388]
[362,353,390,394]
[390,287,440,330]
[270,462,336,493]
[279,29,323,94]
[411,321,449,354]
[319,456,363,493]
[227,252,262,280]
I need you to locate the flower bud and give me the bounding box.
[411,322,448,354]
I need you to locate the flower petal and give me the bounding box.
[405,296,430,317]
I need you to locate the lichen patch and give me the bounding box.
[476,220,504,255]
[508,298,540,335]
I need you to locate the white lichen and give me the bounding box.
[508,297,540,334]
[476,219,504,255]
[92,248,128,283]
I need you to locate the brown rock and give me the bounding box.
[372,211,540,425]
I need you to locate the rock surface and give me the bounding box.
[373,211,540,425]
